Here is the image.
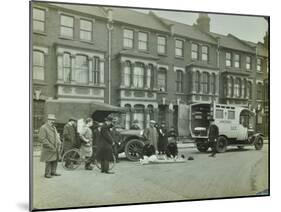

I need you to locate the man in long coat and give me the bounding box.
[208,118,219,157]
[96,116,115,174]
[143,120,159,153]
[62,117,77,168]
[39,114,61,178]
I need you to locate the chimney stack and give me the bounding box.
[195,13,210,33]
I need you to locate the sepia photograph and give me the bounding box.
[30,0,269,210]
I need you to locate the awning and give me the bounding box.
[46,99,125,123]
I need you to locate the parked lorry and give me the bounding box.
[189,102,264,153]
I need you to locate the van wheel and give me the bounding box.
[254,136,263,150]
[216,136,227,153]
[196,143,209,152]
[125,139,144,161]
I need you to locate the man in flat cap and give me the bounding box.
[38,114,61,178]
[62,117,77,168]
[143,120,159,153]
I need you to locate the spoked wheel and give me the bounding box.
[125,139,144,161]
[62,149,82,170]
[254,136,264,150]
[216,136,228,153]
[95,154,116,171]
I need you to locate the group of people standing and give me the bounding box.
[38,114,116,178]
[141,119,178,157]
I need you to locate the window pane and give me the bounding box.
[80,19,92,30]
[228,111,235,119]
[216,109,224,119]
[192,52,198,59]
[124,29,133,38]
[158,36,165,45]
[192,44,198,51]
[33,8,45,21]
[76,55,88,84]
[61,27,73,37]
[158,46,165,54]
[33,67,44,80]
[33,20,44,31]
[176,40,183,48]
[139,32,147,41]
[80,31,92,41]
[202,46,208,53]
[33,51,44,66]
[61,15,73,27]
[175,48,183,56]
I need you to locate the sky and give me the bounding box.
[135,9,268,43]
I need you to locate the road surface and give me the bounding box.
[31,144,268,210]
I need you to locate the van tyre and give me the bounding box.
[125,139,144,161]
[216,136,227,153]
[196,143,209,152]
[254,136,263,150]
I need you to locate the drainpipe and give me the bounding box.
[106,9,113,104]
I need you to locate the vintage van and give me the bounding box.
[189,102,264,153]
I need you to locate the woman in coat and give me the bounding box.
[95,116,115,174]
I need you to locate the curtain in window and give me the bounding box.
[93,57,100,84]
[133,64,144,88]
[210,74,216,94]
[124,61,131,87]
[146,65,152,89]
[63,53,71,82]
[202,72,209,94]
[176,70,183,93]
[76,55,88,84]
[125,104,131,130]
[228,77,234,97]
[134,105,144,129]
[247,81,252,99]
[33,51,44,80]
[194,71,200,93]
[157,69,166,91]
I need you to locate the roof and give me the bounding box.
[50,3,107,19]
[109,8,170,32]
[160,18,217,44]
[209,32,255,53]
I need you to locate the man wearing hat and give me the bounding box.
[130,119,140,130]
[208,118,219,157]
[62,117,77,168]
[96,115,115,174]
[143,120,159,153]
[38,114,62,178]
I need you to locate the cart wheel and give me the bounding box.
[95,154,116,171]
[62,149,82,170]
[254,136,263,150]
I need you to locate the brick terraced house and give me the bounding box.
[31,2,269,139]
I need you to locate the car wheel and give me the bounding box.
[216,136,227,153]
[254,136,263,150]
[125,139,144,161]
